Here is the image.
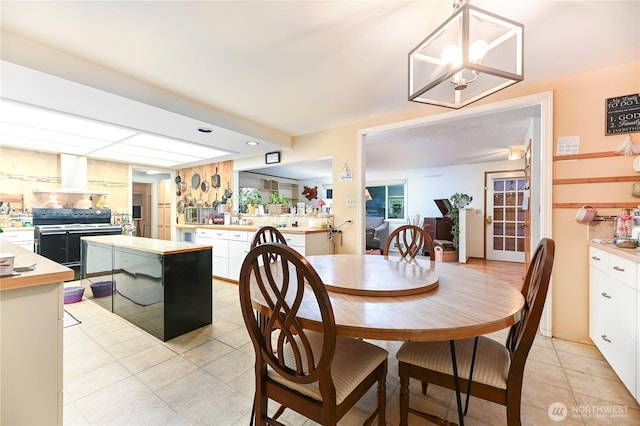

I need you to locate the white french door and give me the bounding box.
[486,172,526,263]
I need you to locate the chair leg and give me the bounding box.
[399,363,410,426]
[506,385,523,426]
[377,371,386,425]
[421,381,428,395]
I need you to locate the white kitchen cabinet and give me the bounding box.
[589,245,638,400]
[281,231,333,256]
[228,230,253,282]
[0,228,35,252]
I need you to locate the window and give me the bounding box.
[366,183,406,220]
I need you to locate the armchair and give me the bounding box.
[365,216,389,250]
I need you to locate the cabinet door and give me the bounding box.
[228,240,251,281]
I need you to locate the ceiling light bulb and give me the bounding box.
[469,40,489,62]
[508,147,523,160]
[441,44,462,67]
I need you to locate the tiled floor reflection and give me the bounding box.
[64,280,640,425]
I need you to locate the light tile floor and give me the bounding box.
[63,279,640,426]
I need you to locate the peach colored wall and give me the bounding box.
[287,61,639,342]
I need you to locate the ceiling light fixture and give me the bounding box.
[246,141,259,146]
[408,0,524,109]
[508,146,524,160]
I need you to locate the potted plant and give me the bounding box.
[268,192,289,214]
[448,192,473,249]
[239,188,262,214]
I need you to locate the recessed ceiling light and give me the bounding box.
[246,141,259,146]
[197,127,212,133]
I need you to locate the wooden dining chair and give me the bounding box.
[251,225,287,248]
[239,243,388,426]
[384,224,435,260]
[396,238,555,426]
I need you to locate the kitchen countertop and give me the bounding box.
[175,224,329,234]
[588,240,640,263]
[81,235,212,255]
[0,239,73,291]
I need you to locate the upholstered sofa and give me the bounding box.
[365,216,389,250]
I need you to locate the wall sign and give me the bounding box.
[265,151,281,164]
[606,93,640,135]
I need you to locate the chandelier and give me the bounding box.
[409,0,524,109]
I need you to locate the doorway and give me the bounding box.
[485,171,526,263]
[357,91,554,336]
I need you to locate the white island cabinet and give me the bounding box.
[588,244,638,402]
[0,239,74,426]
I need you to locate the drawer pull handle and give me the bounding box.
[612,266,625,272]
[592,256,601,261]
[601,292,611,299]
[601,335,612,343]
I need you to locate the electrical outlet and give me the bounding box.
[346,198,357,207]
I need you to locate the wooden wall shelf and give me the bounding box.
[553,151,620,161]
[554,176,638,185]
[553,202,639,209]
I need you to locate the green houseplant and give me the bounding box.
[239,188,262,214]
[268,192,289,214]
[448,192,473,248]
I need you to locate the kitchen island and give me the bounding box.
[81,235,212,341]
[0,239,74,426]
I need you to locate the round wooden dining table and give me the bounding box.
[251,254,525,342]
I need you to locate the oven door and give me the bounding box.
[37,229,69,264]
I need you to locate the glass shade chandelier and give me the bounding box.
[409,0,524,109]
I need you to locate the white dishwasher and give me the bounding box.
[195,228,215,323]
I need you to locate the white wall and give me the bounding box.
[367,158,521,258]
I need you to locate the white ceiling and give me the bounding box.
[1,1,639,178]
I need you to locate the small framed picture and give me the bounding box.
[265,151,281,164]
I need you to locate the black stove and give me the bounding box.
[33,208,122,280]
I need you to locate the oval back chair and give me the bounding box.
[397,238,555,426]
[384,224,435,260]
[239,243,388,425]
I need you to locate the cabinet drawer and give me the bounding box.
[589,247,608,273]
[227,230,249,242]
[608,254,636,290]
[210,229,229,239]
[0,229,34,241]
[282,233,306,247]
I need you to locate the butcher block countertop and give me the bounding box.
[0,240,73,291]
[175,224,329,234]
[81,235,212,255]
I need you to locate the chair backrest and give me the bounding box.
[384,224,435,259]
[251,226,288,263]
[251,225,288,248]
[505,238,555,382]
[239,243,337,395]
